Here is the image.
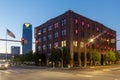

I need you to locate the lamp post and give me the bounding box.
[84,30,106,67]
[84,39,94,67]
[84,42,87,67]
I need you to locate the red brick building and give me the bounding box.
[35,10,116,67]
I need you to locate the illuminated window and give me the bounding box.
[96,27,99,32]
[75,29,78,34]
[75,19,78,24]
[61,19,66,26]
[54,32,58,38]
[62,29,66,36]
[54,23,59,29]
[48,25,52,31]
[38,30,41,35]
[73,41,78,47]
[54,42,58,48]
[82,21,85,26]
[87,23,90,28]
[107,32,110,35]
[61,40,66,47]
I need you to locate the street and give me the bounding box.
[0,65,120,80]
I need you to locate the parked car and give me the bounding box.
[0,60,9,69]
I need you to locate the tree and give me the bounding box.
[13,51,37,65]
[34,51,41,65]
[92,50,101,65]
[50,47,71,67]
[62,47,71,66]
[50,48,61,66]
[106,50,116,64]
[116,51,120,61]
[24,52,32,61]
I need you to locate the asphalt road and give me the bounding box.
[0,66,120,80]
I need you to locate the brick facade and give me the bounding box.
[35,10,116,67]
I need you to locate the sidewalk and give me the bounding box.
[68,64,120,71]
[12,64,120,71]
[11,64,48,69]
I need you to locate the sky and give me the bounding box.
[0,0,120,54]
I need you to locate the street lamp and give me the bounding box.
[84,39,94,67]
[84,30,107,67]
[58,47,63,68]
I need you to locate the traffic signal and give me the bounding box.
[21,37,25,45]
[35,39,39,45]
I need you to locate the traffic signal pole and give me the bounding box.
[0,39,21,42]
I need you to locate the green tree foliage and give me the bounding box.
[24,51,35,61]
[62,47,71,65]
[92,50,101,64]
[14,51,36,64]
[106,50,116,62]
[116,51,120,61]
[50,48,61,63]
[50,47,71,67]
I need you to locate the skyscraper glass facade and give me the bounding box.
[22,23,32,54]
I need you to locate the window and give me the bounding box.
[73,41,78,47]
[61,40,66,47]
[38,46,41,51]
[43,45,46,50]
[92,24,95,31]
[81,21,85,26]
[54,32,58,38]
[62,29,66,36]
[38,38,41,42]
[48,43,52,49]
[75,29,78,35]
[48,25,52,31]
[38,30,41,35]
[54,42,58,48]
[54,22,59,29]
[96,27,99,32]
[61,19,66,26]
[43,28,46,33]
[75,19,78,24]
[107,32,110,35]
[87,23,90,28]
[48,34,52,40]
[81,31,84,38]
[43,36,46,41]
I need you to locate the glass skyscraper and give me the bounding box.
[22,23,32,54]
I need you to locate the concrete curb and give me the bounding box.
[11,64,120,71]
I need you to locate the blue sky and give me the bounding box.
[0,0,120,53]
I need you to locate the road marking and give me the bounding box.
[0,69,35,74]
[76,74,93,77]
[102,69,110,71]
[0,70,11,74]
